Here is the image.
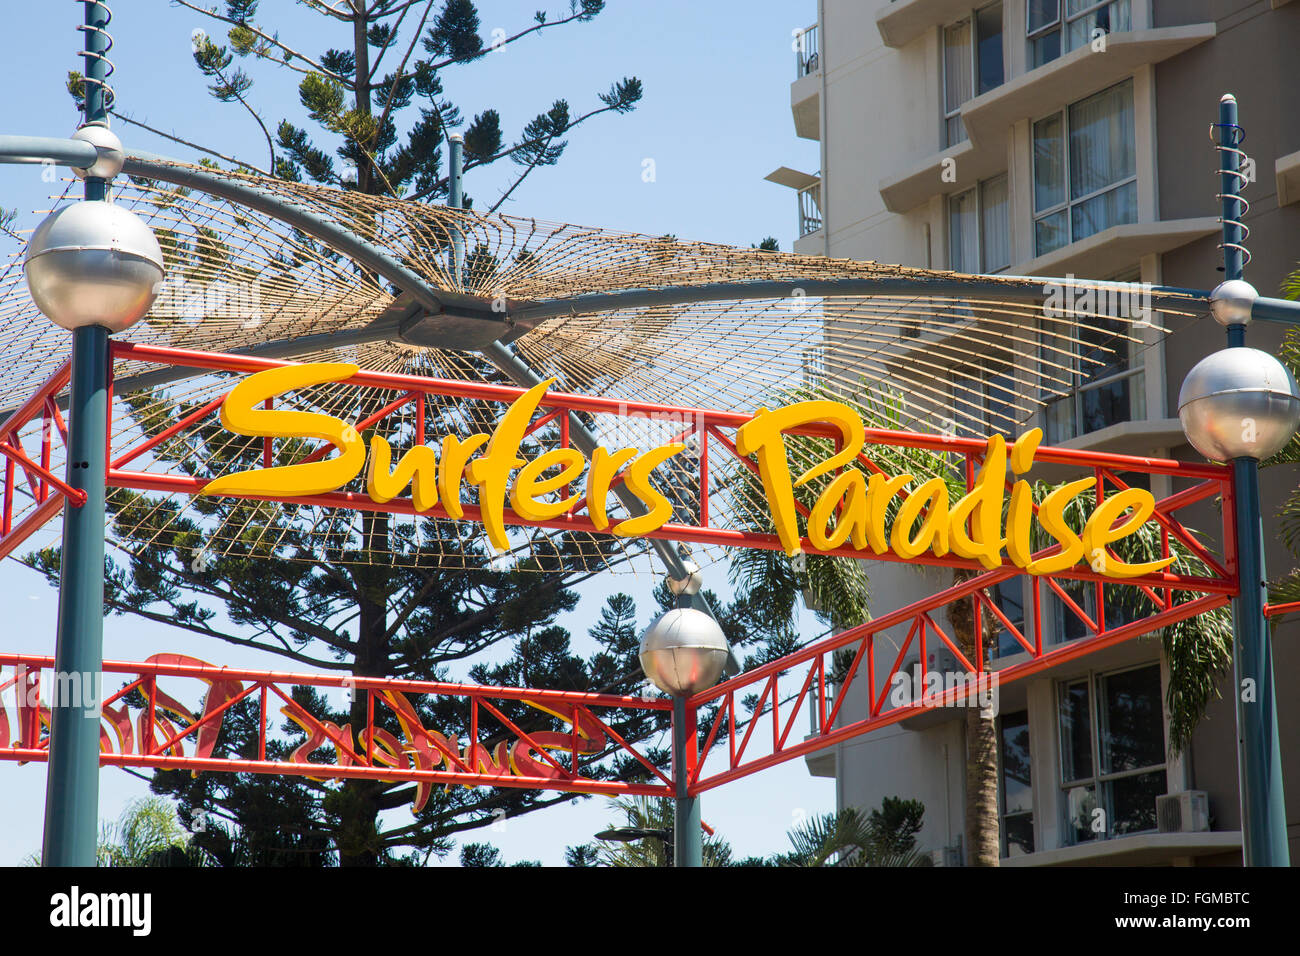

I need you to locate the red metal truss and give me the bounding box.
[0,653,674,803]
[94,342,1235,595]
[0,343,1241,801]
[686,453,1236,795]
[0,359,83,562]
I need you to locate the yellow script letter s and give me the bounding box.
[202,363,366,498]
[735,400,865,556]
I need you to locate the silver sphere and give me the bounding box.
[1178,347,1300,460]
[666,560,703,596]
[1208,279,1257,327]
[25,200,165,332]
[70,125,124,181]
[639,608,729,697]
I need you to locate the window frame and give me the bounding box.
[1038,267,1146,442]
[1031,79,1137,256]
[942,3,1005,148]
[948,173,1011,274]
[1027,0,1130,66]
[998,709,1035,858]
[1056,662,1168,846]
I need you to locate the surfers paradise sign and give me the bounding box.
[201,362,1172,580]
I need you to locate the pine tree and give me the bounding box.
[36,1,769,868]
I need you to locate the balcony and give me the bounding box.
[1277,149,1300,207]
[878,139,1005,214]
[765,166,823,239]
[876,0,988,49]
[961,24,1216,149]
[791,23,821,140]
[1010,216,1219,280]
[1002,830,1242,866]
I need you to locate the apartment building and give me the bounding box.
[768,0,1300,864]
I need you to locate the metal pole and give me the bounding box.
[448,133,464,287]
[42,0,111,867]
[1218,93,1289,867]
[672,695,702,867]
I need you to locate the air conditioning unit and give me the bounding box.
[1155,791,1210,833]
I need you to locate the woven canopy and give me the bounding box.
[0,161,1205,572]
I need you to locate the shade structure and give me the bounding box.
[0,159,1207,573]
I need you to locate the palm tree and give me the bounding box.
[775,798,932,867]
[729,385,1232,866]
[590,796,732,867]
[24,797,198,867]
[1264,265,1300,605]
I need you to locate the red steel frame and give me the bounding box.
[0,342,1242,798]
[0,652,675,800]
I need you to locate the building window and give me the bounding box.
[1032,80,1136,256]
[1040,272,1145,442]
[949,174,1010,273]
[944,4,1004,147]
[1000,710,1034,857]
[952,364,1023,438]
[1058,663,1167,845]
[1028,0,1131,69]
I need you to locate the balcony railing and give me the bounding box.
[795,23,819,78]
[798,181,822,237]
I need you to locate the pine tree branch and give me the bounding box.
[407,101,624,203]
[108,109,269,175]
[172,0,353,86]
[206,60,276,174]
[424,7,603,72]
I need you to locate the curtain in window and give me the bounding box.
[1066,0,1131,52]
[949,188,978,273]
[1068,81,1134,201]
[980,175,1010,272]
[944,20,972,144]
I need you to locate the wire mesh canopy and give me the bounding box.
[0,160,1206,573]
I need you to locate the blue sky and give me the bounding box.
[0,2,832,865]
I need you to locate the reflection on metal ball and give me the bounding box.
[1208,279,1258,328]
[25,200,164,333]
[666,560,703,596]
[1178,347,1300,461]
[639,607,728,697]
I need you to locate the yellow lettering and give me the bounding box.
[1026,477,1094,574]
[437,434,488,519]
[734,401,865,555]
[1080,489,1175,578]
[366,436,439,511]
[866,472,912,554]
[465,380,553,551]
[612,444,685,537]
[948,434,1009,569]
[807,470,869,551]
[509,448,584,522]
[585,447,638,531]
[202,362,366,498]
[890,478,950,558]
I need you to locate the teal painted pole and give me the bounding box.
[1218,93,1290,867]
[672,696,702,867]
[42,0,112,867]
[448,133,464,286]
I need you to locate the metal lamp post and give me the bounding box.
[639,563,728,868]
[24,0,164,866]
[1175,94,1299,867]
